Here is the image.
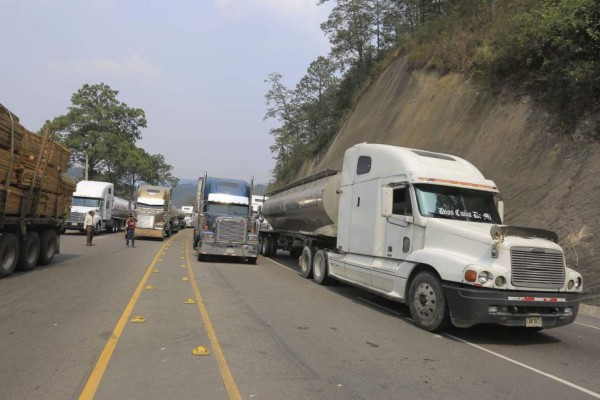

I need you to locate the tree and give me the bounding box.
[115,144,154,204]
[149,154,179,188]
[52,83,147,180]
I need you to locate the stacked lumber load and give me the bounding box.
[0,102,76,219]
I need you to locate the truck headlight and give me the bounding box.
[155,223,164,229]
[478,271,492,284]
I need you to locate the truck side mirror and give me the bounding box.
[381,187,393,217]
[497,200,505,224]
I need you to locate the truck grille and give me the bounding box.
[511,247,565,289]
[137,214,156,229]
[68,211,85,223]
[216,218,246,244]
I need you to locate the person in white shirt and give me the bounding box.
[84,210,95,246]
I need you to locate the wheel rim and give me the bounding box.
[27,241,40,264]
[314,256,323,278]
[1,243,16,271]
[46,238,55,259]
[300,253,309,273]
[414,282,436,318]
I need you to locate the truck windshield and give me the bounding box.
[72,197,101,207]
[207,203,248,216]
[414,184,501,224]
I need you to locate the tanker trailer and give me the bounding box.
[259,169,341,277]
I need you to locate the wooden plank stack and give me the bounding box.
[0,102,77,219]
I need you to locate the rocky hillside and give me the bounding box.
[296,57,599,305]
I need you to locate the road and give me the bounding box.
[1,230,599,400]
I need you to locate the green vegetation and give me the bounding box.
[45,83,178,201]
[266,0,600,185]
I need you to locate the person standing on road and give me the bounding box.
[84,210,95,246]
[126,213,137,247]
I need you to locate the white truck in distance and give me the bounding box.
[260,143,582,332]
[181,205,194,228]
[65,181,129,233]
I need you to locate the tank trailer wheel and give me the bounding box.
[0,233,19,278]
[17,232,40,271]
[268,237,277,257]
[38,230,57,266]
[312,250,331,285]
[408,271,451,332]
[260,237,270,256]
[299,246,315,279]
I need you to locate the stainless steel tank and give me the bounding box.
[262,170,341,237]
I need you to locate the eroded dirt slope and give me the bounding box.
[297,57,599,305]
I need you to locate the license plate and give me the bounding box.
[526,316,542,327]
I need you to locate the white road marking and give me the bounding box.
[263,257,300,274]
[444,333,600,399]
[265,255,599,398]
[575,321,600,331]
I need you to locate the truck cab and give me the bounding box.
[195,175,258,264]
[331,144,581,330]
[66,181,112,233]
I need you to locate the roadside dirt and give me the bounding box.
[297,57,599,305]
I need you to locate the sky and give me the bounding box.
[0,0,333,184]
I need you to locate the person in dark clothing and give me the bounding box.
[125,213,137,247]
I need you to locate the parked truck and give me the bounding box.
[134,185,174,240]
[64,180,129,233]
[259,143,582,331]
[0,103,77,277]
[194,174,258,264]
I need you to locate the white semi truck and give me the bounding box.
[260,143,582,331]
[181,205,194,228]
[64,181,129,233]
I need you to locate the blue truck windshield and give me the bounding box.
[72,197,101,207]
[207,203,248,216]
[414,184,501,224]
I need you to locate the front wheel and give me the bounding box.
[408,271,451,332]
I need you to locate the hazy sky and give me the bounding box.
[0,0,332,183]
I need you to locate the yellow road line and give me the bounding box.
[185,239,241,400]
[79,236,176,400]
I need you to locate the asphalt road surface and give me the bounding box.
[1,230,599,400]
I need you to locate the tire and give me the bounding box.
[260,237,268,256]
[17,232,40,271]
[94,223,101,235]
[408,271,451,332]
[312,250,331,285]
[38,230,57,266]
[299,246,314,279]
[268,237,278,258]
[0,233,19,278]
[198,253,205,262]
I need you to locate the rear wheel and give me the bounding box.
[268,237,278,257]
[260,238,268,256]
[0,233,19,278]
[17,232,40,271]
[299,246,314,279]
[312,250,332,285]
[408,271,450,332]
[38,230,57,266]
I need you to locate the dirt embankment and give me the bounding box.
[297,57,600,305]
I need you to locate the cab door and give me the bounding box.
[371,184,415,292]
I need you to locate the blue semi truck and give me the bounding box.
[193,173,258,264]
